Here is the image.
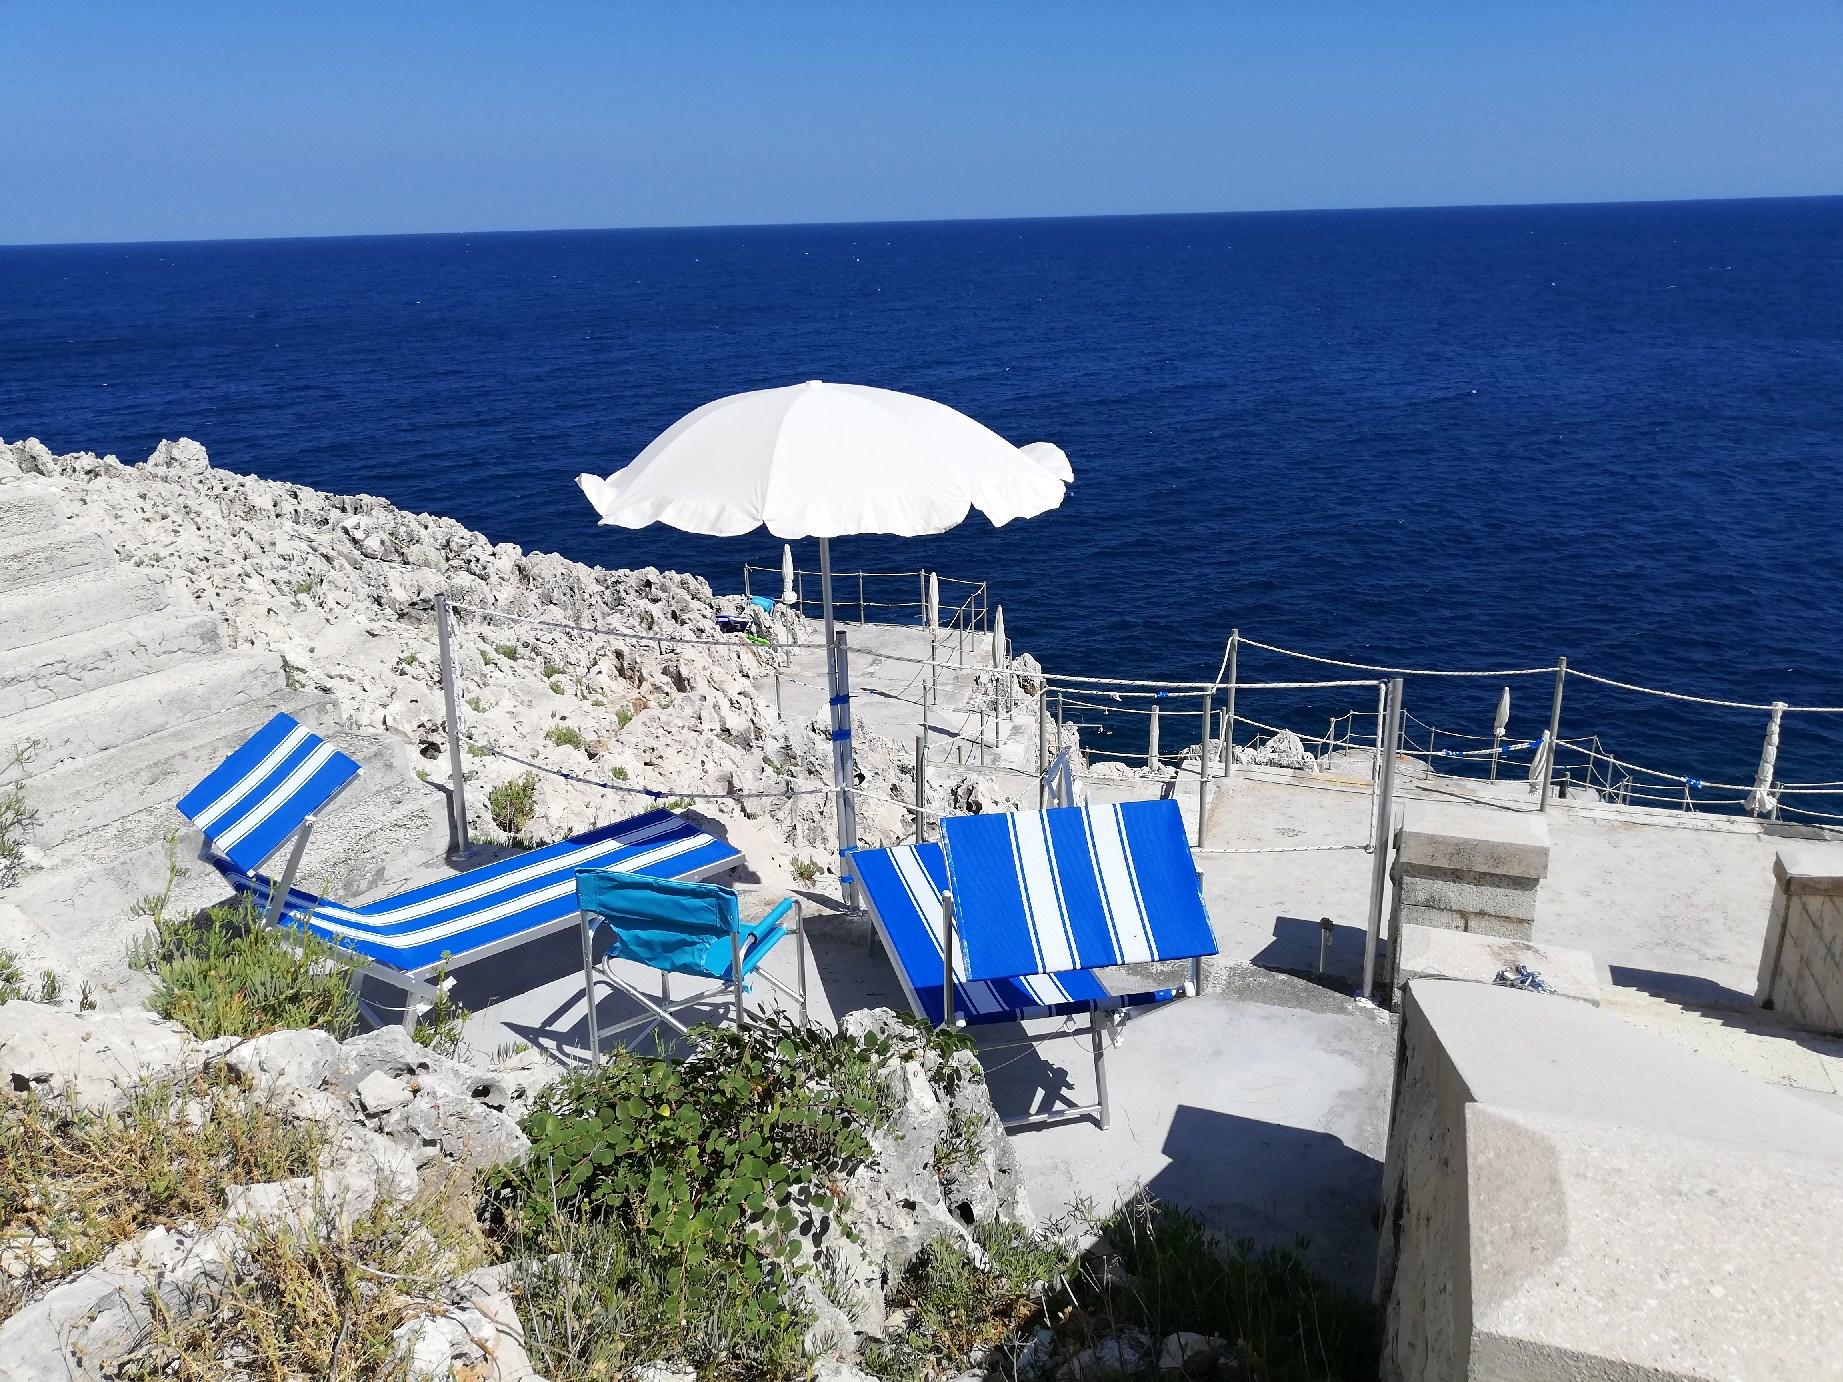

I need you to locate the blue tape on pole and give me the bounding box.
[828,694,850,707]
[831,729,851,742]
[1687,777,1704,790]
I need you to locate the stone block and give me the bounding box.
[1396,874,1538,923]
[1377,979,1843,1382]
[1393,800,1550,883]
[1398,904,1533,943]
[1392,925,1598,1005]
[1756,846,1843,1032]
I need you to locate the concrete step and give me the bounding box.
[0,568,173,653]
[0,480,66,547]
[24,690,326,851]
[1,651,289,775]
[0,611,226,718]
[9,737,452,993]
[0,528,116,595]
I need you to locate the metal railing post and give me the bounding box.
[1363,677,1404,1003]
[1539,658,1567,812]
[1223,629,1238,777]
[1037,686,1049,810]
[1148,697,1161,771]
[858,572,866,625]
[1196,692,1211,847]
[434,593,472,860]
[832,628,860,907]
[742,565,752,601]
[914,735,928,843]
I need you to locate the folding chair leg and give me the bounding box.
[579,911,601,1063]
[262,816,316,929]
[731,928,746,1028]
[1090,1011,1111,1131]
[793,900,808,1024]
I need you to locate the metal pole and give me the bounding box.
[434,593,472,860]
[1148,699,1161,771]
[858,572,866,625]
[1196,693,1211,848]
[1223,631,1238,778]
[914,735,928,843]
[742,565,751,601]
[1539,658,1567,812]
[918,571,927,627]
[1363,678,1404,1003]
[1037,686,1048,810]
[833,626,860,907]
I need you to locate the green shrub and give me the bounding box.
[548,678,567,695]
[0,950,26,1004]
[466,694,487,714]
[466,741,491,757]
[608,765,629,781]
[545,725,585,750]
[615,707,634,730]
[487,772,539,835]
[412,967,469,1059]
[0,1073,322,1314]
[487,1014,903,1378]
[495,643,520,661]
[542,661,564,678]
[790,857,819,885]
[131,887,360,1041]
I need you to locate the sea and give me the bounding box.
[4,197,1842,800]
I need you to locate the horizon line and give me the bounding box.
[4,189,1839,252]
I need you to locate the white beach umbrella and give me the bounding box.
[1019,440,1074,484]
[576,379,1069,890]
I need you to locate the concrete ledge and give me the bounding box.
[1771,840,1843,895]
[1398,873,1538,921]
[1393,924,1598,1005]
[1397,903,1532,942]
[1394,799,1550,882]
[1377,979,1843,1381]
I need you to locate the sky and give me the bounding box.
[3,1,1840,245]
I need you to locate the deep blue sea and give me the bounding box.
[5,199,1842,798]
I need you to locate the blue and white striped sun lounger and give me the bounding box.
[180,713,743,1028]
[855,798,1217,1129]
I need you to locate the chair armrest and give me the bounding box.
[738,896,798,948]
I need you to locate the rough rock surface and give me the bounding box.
[0,436,947,894]
[0,1002,232,1112]
[801,1010,1032,1356]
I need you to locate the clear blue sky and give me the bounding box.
[4,1,1839,245]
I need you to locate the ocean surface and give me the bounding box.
[4,198,1842,799]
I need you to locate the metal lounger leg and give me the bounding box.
[793,900,808,1023]
[940,892,957,1030]
[1090,1011,1111,1131]
[262,816,316,929]
[579,912,601,1063]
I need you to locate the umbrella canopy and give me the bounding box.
[576,380,1065,539]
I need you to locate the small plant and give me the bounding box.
[542,661,564,678]
[412,967,469,1060]
[546,725,585,750]
[790,857,820,885]
[292,577,314,595]
[487,772,539,835]
[0,949,25,1004]
[549,677,567,695]
[1,742,40,890]
[281,655,307,691]
[934,1106,985,1177]
[400,650,418,666]
[479,647,497,667]
[130,861,360,1040]
[122,1187,485,1379]
[615,707,635,731]
[34,970,61,1005]
[495,643,520,661]
[608,765,629,781]
[466,741,492,757]
[665,797,695,812]
[466,694,487,714]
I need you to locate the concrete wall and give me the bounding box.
[1392,924,1598,1006]
[1376,979,1843,1381]
[1389,799,1548,944]
[1755,842,1843,1034]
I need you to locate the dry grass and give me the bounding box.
[119,1187,488,1382]
[0,1074,322,1319]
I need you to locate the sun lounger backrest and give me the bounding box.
[938,799,1215,982]
[576,867,745,979]
[177,711,361,872]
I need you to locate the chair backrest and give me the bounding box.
[939,799,1217,981]
[177,712,362,872]
[576,867,743,979]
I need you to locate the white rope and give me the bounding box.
[1237,636,1555,679]
[1561,667,1843,714]
[1195,843,1371,856]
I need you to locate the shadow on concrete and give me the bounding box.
[1608,964,1753,1010]
[1252,916,1378,994]
[1145,1103,1384,1293]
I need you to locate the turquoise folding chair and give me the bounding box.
[575,868,807,1057]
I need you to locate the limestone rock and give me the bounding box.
[1059,1331,1154,1381]
[0,1002,207,1112]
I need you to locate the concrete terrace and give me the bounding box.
[449,618,1843,1295]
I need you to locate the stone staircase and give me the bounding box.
[0,478,451,1001]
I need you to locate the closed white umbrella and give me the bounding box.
[577,380,1068,892]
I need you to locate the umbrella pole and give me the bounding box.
[819,538,859,905]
